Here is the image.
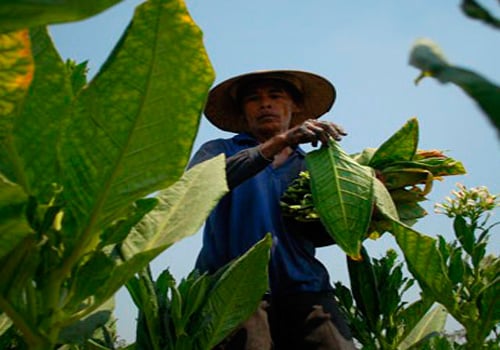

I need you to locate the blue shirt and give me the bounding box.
[188,133,332,296]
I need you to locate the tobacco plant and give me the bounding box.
[333,248,447,350]
[0,0,233,348]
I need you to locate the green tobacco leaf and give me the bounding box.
[373,177,399,221]
[121,154,227,259]
[369,118,419,168]
[65,155,227,313]
[60,0,215,249]
[347,246,381,329]
[409,39,500,134]
[0,0,125,34]
[194,234,272,350]
[392,222,456,311]
[397,297,434,343]
[0,175,33,259]
[306,140,374,259]
[0,29,33,188]
[1,27,73,202]
[398,304,447,350]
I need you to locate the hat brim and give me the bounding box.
[204,70,336,133]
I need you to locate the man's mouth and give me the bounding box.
[257,114,278,121]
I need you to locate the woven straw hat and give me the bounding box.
[204,70,336,133]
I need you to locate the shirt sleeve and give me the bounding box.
[188,141,272,189]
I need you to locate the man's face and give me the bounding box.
[239,80,301,140]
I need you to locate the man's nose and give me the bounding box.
[259,95,272,107]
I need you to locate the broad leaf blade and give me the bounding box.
[306,140,374,258]
[0,29,33,188]
[369,118,419,168]
[194,234,272,350]
[0,0,125,34]
[398,304,447,350]
[121,154,227,258]
[66,155,227,311]
[1,27,73,202]
[392,222,456,311]
[60,0,214,245]
[373,177,399,221]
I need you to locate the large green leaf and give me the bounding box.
[60,0,214,251]
[398,304,447,350]
[0,0,125,34]
[0,27,73,203]
[65,155,227,314]
[392,222,456,311]
[0,29,33,189]
[409,38,500,135]
[306,140,374,259]
[369,117,419,168]
[121,154,227,259]
[194,234,272,350]
[0,175,33,259]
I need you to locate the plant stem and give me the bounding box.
[0,295,47,348]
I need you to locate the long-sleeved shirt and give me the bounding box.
[188,133,333,296]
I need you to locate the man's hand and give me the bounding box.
[285,119,347,147]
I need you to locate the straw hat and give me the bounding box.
[203,70,336,133]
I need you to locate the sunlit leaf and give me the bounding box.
[66,155,227,313]
[369,118,419,168]
[392,222,456,311]
[194,234,272,349]
[0,29,33,187]
[59,0,215,251]
[306,140,374,259]
[1,27,73,203]
[398,304,447,350]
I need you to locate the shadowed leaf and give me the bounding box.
[0,0,125,33]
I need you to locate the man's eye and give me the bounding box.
[243,95,259,102]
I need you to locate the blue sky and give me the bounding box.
[50,0,499,343]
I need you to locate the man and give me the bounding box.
[188,70,356,350]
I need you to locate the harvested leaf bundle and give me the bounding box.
[281,118,466,259]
